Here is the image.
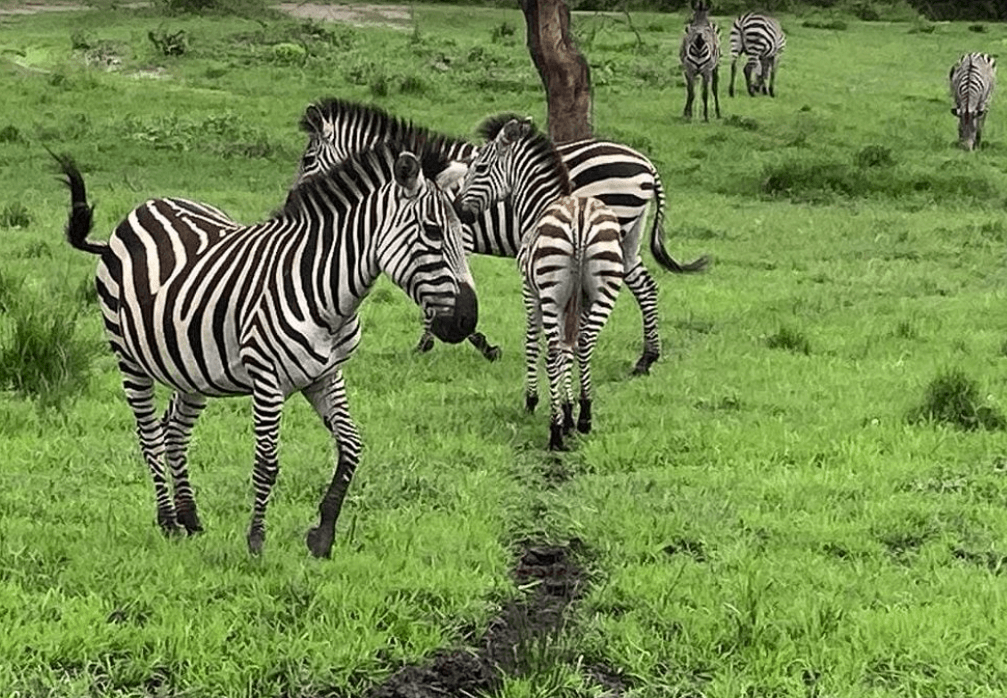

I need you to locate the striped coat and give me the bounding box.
[950,52,996,151]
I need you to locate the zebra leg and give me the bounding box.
[246,380,284,556]
[712,67,722,119]
[744,60,757,96]
[683,74,696,120]
[415,318,435,353]
[576,305,612,434]
[467,332,502,362]
[544,338,571,451]
[729,56,738,97]
[623,262,661,376]
[163,391,208,535]
[767,56,777,97]
[523,284,543,413]
[701,74,710,122]
[302,371,362,559]
[120,363,175,534]
[561,344,575,435]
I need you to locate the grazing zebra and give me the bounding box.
[728,12,786,98]
[54,140,477,558]
[950,52,996,151]
[518,196,623,450]
[296,98,708,375]
[680,0,722,121]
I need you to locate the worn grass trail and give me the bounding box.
[2,4,1007,697]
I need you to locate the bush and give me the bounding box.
[0,203,32,229]
[802,18,849,30]
[908,369,1006,431]
[766,327,811,355]
[0,292,99,408]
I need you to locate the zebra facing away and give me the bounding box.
[950,52,996,151]
[728,12,786,98]
[680,0,722,121]
[296,98,708,375]
[517,196,623,451]
[54,140,477,558]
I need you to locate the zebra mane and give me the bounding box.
[281,136,450,217]
[301,97,416,142]
[477,113,572,197]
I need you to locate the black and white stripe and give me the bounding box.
[295,98,707,374]
[680,0,722,121]
[729,12,786,98]
[950,52,996,151]
[518,196,623,450]
[55,141,477,558]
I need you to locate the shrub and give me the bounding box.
[968,23,987,32]
[491,21,516,43]
[0,125,23,143]
[271,42,307,65]
[0,292,99,408]
[765,327,811,355]
[801,18,848,30]
[855,144,895,168]
[0,203,32,229]
[908,368,1006,431]
[148,29,188,56]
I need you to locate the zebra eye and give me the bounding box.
[423,223,443,241]
[473,163,489,175]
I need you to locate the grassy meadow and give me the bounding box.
[2,2,1007,696]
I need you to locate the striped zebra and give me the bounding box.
[950,52,996,151]
[728,12,786,98]
[680,0,722,121]
[517,196,623,450]
[296,98,708,375]
[54,139,477,558]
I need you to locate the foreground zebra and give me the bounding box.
[517,196,623,450]
[950,52,996,151]
[456,118,630,448]
[55,141,477,558]
[680,0,722,121]
[296,98,708,375]
[729,12,785,98]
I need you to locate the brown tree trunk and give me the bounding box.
[520,0,592,143]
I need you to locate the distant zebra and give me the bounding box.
[296,98,708,375]
[729,12,786,98]
[680,0,722,121]
[54,139,477,559]
[518,196,623,450]
[950,52,996,151]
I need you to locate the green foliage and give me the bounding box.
[855,144,895,168]
[0,289,98,408]
[802,18,849,29]
[148,28,188,56]
[123,112,283,159]
[271,42,307,65]
[908,369,1006,431]
[155,0,270,16]
[0,202,32,229]
[765,326,811,355]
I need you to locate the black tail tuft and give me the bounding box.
[47,148,105,256]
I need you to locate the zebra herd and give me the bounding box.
[57,95,709,554]
[679,2,996,152]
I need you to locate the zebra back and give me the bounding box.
[729,12,785,60]
[680,9,721,75]
[950,53,996,114]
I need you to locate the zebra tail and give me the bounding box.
[648,174,710,273]
[48,149,105,256]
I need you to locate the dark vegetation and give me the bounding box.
[908,369,1007,431]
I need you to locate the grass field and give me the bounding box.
[3,3,1007,696]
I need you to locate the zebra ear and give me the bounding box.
[394,152,423,197]
[951,107,959,116]
[501,118,532,145]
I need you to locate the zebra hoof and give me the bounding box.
[485,346,502,362]
[561,403,575,435]
[246,528,265,556]
[157,509,179,536]
[415,336,435,353]
[525,394,539,413]
[175,504,203,535]
[548,425,568,451]
[306,526,334,559]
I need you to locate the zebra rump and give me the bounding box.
[950,52,996,151]
[729,12,786,98]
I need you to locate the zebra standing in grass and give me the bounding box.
[950,52,996,151]
[517,196,623,450]
[295,98,708,375]
[55,139,477,559]
[729,12,786,98]
[455,119,624,449]
[680,0,722,121]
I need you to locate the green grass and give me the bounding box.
[3,3,1007,697]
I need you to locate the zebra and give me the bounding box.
[53,139,477,559]
[295,98,708,375]
[517,196,623,450]
[950,53,996,151]
[680,0,722,121]
[728,12,786,98]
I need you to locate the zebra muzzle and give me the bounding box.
[429,282,478,344]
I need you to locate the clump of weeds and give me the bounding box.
[908,368,1005,431]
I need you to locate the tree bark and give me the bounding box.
[520,0,592,143]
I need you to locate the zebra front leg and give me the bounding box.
[302,372,362,559]
[744,59,757,96]
[120,364,176,534]
[415,319,436,353]
[246,381,284,556]
[712,67,722,119]
[467,332,502,361]
[523,285,543,413]
[683,74,696,120]
[163,391,208,535]
[766,57,777,97]
[623,263,661,376]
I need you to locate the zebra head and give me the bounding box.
[952,106,987,151]
[381,151,478,344]
[454,116,534,225]
[690,0,711,23]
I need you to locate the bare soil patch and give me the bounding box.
[276,2,411,28]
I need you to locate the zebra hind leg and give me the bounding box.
[712,67,722,118]
[545,339,572,451]
[523,285,543,413]
[302,371,362,559]
[163,391,208,535]
[246,377,284,555]
[120,364,176,535]
[623,263,661,376]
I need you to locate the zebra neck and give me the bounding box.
[512,145,570,233]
